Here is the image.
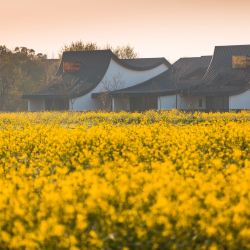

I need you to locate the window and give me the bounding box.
[63,62,80,73]
[130,96,158,112]
[198,98,203,108]
[45,99,69,111]
[232,56,250,69]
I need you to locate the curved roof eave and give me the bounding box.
[56,50,171,76]
[69,61,111,98]
[111,54,172,71]
[110,89,178,97]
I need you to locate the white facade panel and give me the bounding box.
[101,59,168,90]
[70,92,102,111]
[71,59,168,111]
[158,95,177,110]
[229,90,250,110]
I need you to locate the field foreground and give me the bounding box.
[0,111,250,250]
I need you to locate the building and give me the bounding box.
[183,45,250,111]
[23,45,250,112]
[23,50,171,111]
[109,56,212,111]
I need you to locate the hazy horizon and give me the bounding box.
[1,0,250,62]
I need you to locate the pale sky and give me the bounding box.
[1,0,250,62]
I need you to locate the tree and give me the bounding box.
[0,45,50,111]
[98,73,124,110]
[113,45,137,59]
[61,41,138,59]
[0,48,20,110]
[0,45,8,55]
[61,41,99,54]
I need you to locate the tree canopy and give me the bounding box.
[61,41,137,59]
[0,46,54,111]
[0,41,138,111]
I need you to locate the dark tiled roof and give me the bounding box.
[114,45,250,97]
[121,58,171,69]
[190,45,250,96]
[203,45,250,81]
[57,50,112,98]
[109,56,212,96]
[24,50,170,99]
[173,56,212,80]
[24,45,250,100]
[23,88,66,99]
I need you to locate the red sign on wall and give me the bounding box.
[63,62,80,73]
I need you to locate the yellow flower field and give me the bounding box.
[0,111,250,250]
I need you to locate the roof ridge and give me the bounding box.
[215,44,250,48]
[121,57,166,60]
[176,56,212,60]
[62,49,112,55]
[173,56,212,65]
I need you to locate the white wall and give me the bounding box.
[229,89,250,110]
[69,94,102,111]
[28,99,45,111]
[71,59,168,111]
[158,95,177,110]
[177,95,206,110]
